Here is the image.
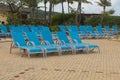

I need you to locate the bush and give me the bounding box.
[51,13,75,25]
[7,13,21,25]
[50,25,60,32]
[85,15,120,27]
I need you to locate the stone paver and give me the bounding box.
[0,39,120,80]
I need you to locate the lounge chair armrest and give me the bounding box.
[79,31,83,34]
[44,41,50,45]
[61,40,66,45]
[73,39,78,44]
[14,42,20,47]
[29,41,35,46]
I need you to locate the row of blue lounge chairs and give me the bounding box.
[0,25,119,38]
[60,25,119,38]
[10,25,100,58]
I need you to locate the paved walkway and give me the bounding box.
[0,39,120,80]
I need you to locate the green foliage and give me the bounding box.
[85,16,101,27]
[7,13,21,25]
[86,15,120,27]
[50,25,60,32]
[51,13,75,25]
[23,18,45,25]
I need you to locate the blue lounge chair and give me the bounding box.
[69,31,100,53]
[0,25,10,37]
[104,26,112,36]
[87,25,98,38]
[29,25,41,37]
[67,25,79,33]
[56,31,88,54]
[59,25,66,33]
[112,26,119,34]
[10,32,44,58]
[96,26,105,37]
[41,30,73,55]
[10,26,21,33]
[26,32,60,56]
[41,26,57,38]
[18,25,30,33]
[79,25,88,37]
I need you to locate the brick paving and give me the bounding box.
[0,39,120,80]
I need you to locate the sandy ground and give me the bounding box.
[0,39,120,80]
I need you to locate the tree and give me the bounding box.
[75,0,91,25]
[0,0,24,13]
[67,0,74,13]
[97,0,111,25]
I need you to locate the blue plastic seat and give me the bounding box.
[104,26,112,36]
[96,26,105,37]
[26,32,60,56]
[56,31,88,54]
[87,25,98,38]
[79,25,88,37]
[10,32,44,58]
[0,25,10,37]
[41,29,73,55]
[59,25,66,33]
[112,26,119,34]
[69,31,100,53]
[29,25,41,37]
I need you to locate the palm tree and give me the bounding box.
[43,0,48,22]
[75,0,91,25]
[67,0,74,13]
[97,0,111,25]
[48,0,53,25]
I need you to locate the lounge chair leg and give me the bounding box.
[28,53,30,58]
[10,42,13,54]
[72,46,76,55]
[20,49,24,57]
[86,46,89,54]
[58,47,62,56]
[44,49,47,57]
[10,47,12,54]
[98,47,100,53]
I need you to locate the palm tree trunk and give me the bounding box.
[49,1,52,26]
[44,1,47,22]
[101,6,106,25]
[61,0,64,14]
[52,1,54,13]
[75,0,81,26]
[79,0,82,26]
[67,0,70,13]
[61,0,64,24]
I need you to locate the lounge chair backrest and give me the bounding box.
[38,25,44,32]
[56,31,70,44]
[80,25,87,33]
[29,25,40,33]
[10,26,21,32]
[104,26,110,32]
[112,26,119,33]
[59,25,66,32]
[0,25,8,33]
[26,32,41,46]
[11,32,27,47]
[69,32,82,43]
[67,26,72,32]
[41,26,51,32]
[18,25,30,33]
[96,26,103,33]
[41,30,54,44]
[87,25,94,33]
